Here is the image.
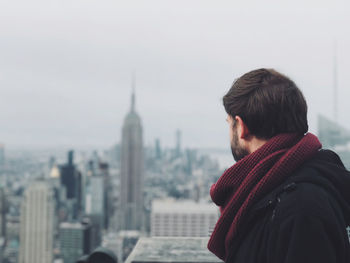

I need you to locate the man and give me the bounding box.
[208,69,350,263]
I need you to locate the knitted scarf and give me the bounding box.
[207,133,322,261]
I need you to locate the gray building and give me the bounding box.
[19,181,54,263]
[119,90,144,231]
[84,174,105,247]
[0,144,5,170]
[0,188,6,239]
[59,221,93,263]
[151,199,218,237]
[59,151,82,219]
[0,189,5,263]
[85,176,105,226]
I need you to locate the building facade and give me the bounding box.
[59,221,93,263]
[0,188,6,238]
[60,151,82,219]
[119,91,144,230]
[19,181,54,263]
[151,199,219,237]
[0,144,5,170]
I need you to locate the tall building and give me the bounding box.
[60,151,81,199]
[151,199,219,237]
[119,89,144,230]
[85,176,104,217]
[155,138,162,160]
[85,175,105,240]
[98,162,114,230]
[0,144,5,170]
[0,188,6,263]
[175,129,182,157]
[19,181,54,263]
[60,150,82,219]
[59,220,94,263]
[0,187,6,238]
[3,216,20,263]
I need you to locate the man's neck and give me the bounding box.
[248,137,268,154]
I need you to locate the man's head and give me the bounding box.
[224,68,308,161]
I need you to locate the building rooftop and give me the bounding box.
[118,230,141,238]
[59,222,88,229]
[152,199,218,214]
[125,237,222,263]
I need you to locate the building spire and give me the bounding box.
[131,71,136,112]
[333,40,338,122]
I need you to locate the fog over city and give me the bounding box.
[1,0,349,149]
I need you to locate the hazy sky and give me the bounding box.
[0,0,349,150]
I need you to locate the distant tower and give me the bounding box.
[175,129,182,157]
[119,81,144,230]
[60,150,82,219]
[155,138,162,160]
[333,40,338,122]
[19,181,54,263]
[0,187,6,238]
[0,144,5,169]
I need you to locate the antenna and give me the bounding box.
[131,71,136,112]
[333,40,338,122]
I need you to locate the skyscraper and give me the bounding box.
[175,129,182,157]
[60,151,80,199]
[0,144,5,170]
[60,150,82,219]
[0,187,6,238]
[19,181,54,263]
[155,138,162,160]
[119,88,144,230]
[85,175,104,242]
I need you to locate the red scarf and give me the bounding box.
[207,133,322,261]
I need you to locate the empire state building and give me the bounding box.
[119,89,144,230]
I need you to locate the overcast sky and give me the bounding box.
[0,0,349,150]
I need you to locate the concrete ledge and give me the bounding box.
[125,237,222,263]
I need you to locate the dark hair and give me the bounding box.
[223,68,308,139]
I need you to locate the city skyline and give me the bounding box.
[1,1,350,262]
[1,0,350,149]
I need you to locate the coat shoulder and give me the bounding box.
[272,181,337,223]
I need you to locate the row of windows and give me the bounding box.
[152,213,217,219]
[152,221,215,227]
[152,222,214,228]
[152,231,210,237]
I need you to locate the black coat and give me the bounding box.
[225,149,350,263]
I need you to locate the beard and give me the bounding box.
[230,128,249,162]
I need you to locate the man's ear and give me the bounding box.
[235,116,250,139]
